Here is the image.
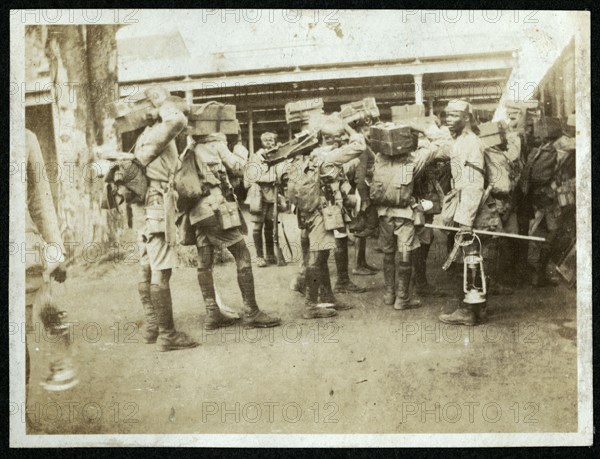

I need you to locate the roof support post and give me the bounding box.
[413,73,424,105]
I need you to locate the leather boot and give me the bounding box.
[394,261,421,310]
[334,237,366,293]
[439,302,478,326]
[486,257,515,296]
[303,264,337,319]
[414,244,447,297]
[153,286,198,352]
[531,245,558,287]
[319,259,352,311]
[138,281,158,343]
[383,253,396,305]
[475,302,488,323]
[197,268,238,330]
[238,266,281,327]
[264,219,276,265]
[290,235,310,294]
[253,226,267,267]
[353,237,378,275]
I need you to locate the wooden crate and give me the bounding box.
[186,119,240,136]
[391,104,425,123]
[370,124,418,156]
[533,116,563,140]
[186,102,238,135]
[111,99,155,133]
[340,98,380,124]
[285,98,324,124]
[478,121,505,149]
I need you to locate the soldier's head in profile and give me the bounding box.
[505,102,523,131]
[444,99,473,137]
[261,132,277,149]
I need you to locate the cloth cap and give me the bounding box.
[445,99,472,113]
[504,101,523,114]
[261,132,277,142]
[319,114,346,136]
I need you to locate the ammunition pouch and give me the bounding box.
[216,201,242,230]
[322,204,346,231]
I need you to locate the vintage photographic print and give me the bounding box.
[9,9,591,447]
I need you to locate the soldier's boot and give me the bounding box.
[264,220,277,265]
[290,234,310,294]
[475,302,488,323]
[152,286,198,352]
[352,237,379,275]
[303,263,337,319]
[197,268,239,330]
[253,225,267,267]
[439,303,479,326]
[319,259,352,311]
[497,238,518,286]
[531,246,558,287]
[394,261,421,310]
[413,244,447,297]
[138,281,158,343]
[334,237,366,293]
[382,253,396,305]
[238,266,281,328]
[514,239,533,284]
[487,255,515,296]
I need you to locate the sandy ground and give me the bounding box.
[24,210,577,435]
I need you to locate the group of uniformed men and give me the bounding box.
[99,92,576,352]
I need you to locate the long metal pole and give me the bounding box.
[424,224,546,242]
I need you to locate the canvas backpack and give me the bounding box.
[286,155,323,214]
[369,154,414,207]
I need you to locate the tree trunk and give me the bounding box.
[45,25,124,257]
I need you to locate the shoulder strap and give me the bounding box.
[464,160,485,176]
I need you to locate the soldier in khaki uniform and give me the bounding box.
[347,122,379,276]
[372,124,452,310]
[288,116,367,318]
[246,132,278,267]
[128,94,198,352]
[186,133,281,329]
[419,100,502,325]
[412,129,449,298]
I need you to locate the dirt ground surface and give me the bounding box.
[24,211,578,435]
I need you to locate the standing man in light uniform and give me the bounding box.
[131,91,199,351]
[247,132,279,267]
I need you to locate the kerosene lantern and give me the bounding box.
[459,232,487,305]
[39,301,79,391]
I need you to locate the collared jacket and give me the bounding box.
[417,126,496,228]
[187,140,246,225]
[310,134,367,212]
[245,148,277,203]
[134,102,188,188]
[133,101,187,240]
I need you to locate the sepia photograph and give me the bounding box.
[9,9,592,447]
